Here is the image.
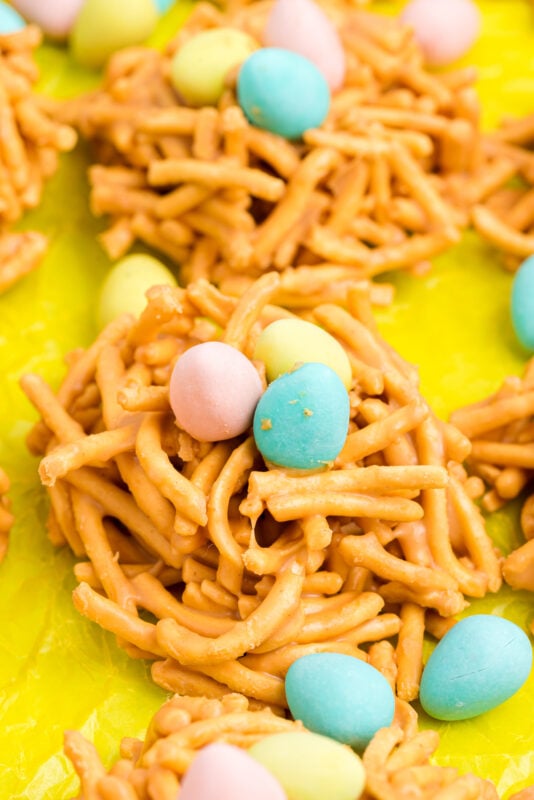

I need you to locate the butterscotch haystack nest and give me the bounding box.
[21,274,502,717]
[65,691,500,800]
[58,1,483,295]
[59,1,534,292]
[451,357,534,630]
[0,25,76,294]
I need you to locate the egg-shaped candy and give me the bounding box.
[254,319,352,390]
[171,28,258,107]
[253,363,349,470]
[12,0,83,38]
[511,254,534,352]
[153,0,174,12]
[237,48,330,140]
[249,732,366,800]
[420,614,533,721]
[180,742,287,800]
[285,653,395,750]
[264,0,345,91]
[70,0,158,68]
[401,0,480,67]
[0,1,25,33]
[96,254,177,329]
[170,341,263,442]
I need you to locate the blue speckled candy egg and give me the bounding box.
[285,653,396,751]
[237,48,330,140]
[0,2,25,33]
[420,614,533,721]
[511,255,534,352]
[253,362,349,470]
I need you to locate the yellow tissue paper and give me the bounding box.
[0,1,533,796]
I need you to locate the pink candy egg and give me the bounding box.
[400,0,480,67]
[179,743,287,800]
[12,0,84,38]
[264,0,345,91]
[169,341,263,442]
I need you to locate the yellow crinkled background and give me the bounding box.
[0,1,533,796]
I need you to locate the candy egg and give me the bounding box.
[254,319,352,390]
[511,254,534,352]
[11,0,83,38]
[70,0,158,68]
[400,0,480,67]
[237,48,330,140]
[179,742,287,800]
[153,0,174,12]
[285,653,395,750]
[264,0,345,91]
[249,732,366,800]
[420,614,533,721]
[253,363,349,470]
[170,341,263,442]
[96,254,177,329]
[0,2,25,33]
[171,28,258,107]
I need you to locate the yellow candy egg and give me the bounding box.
[254,318,352,390]
[171,27,258,107]
[70,0,158,68]
[96,254,177,329]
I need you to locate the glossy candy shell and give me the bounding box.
[419,614,533,721]
[285,653,395,750]
[237,48,330,140]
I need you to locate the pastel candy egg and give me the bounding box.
[153,0,174,11]
[401,0,480,67]
[171,28,258,107]
[249,731,366,800]
[0,2,25,33]
[254,319,352,390]
[285,653,395,750]
[420,614,533,721]
[70,0,158,68]
[511,254,534,352]
[11,0,83,38]
[96,254,177,329]
[170,341,263,442]
[253,363,349,470]
[237,48,330,140]
[180,742,287,800]
[264,0,345,91]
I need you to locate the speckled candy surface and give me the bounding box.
[171,27,258,107]
[249,731,366,800]
[253,362,349,470]
[400,0,480,67]
[0,1,25,33]
[96,254,177,329]
[420,615,533,721]
[285,653,395,750]
[254,319,352,390]
[11,0,83,38]
[511,255,534,352]
[169,341,263,442]
[264,0,345,91]
[70,0,158,67]
[179,743,287,800]
[237,48,330,140]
